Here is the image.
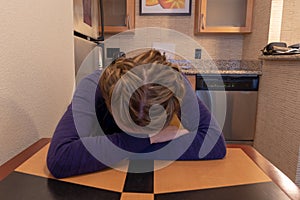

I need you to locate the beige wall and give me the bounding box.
[280,0,300,44]
[268,0,284,42]
[242,0,272,60]
[0,1,74,165]
[254,60,300,181]
[134,0,244,60]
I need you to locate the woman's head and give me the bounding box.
[132,49,180,72]
[99,57,135,112]
[99,49,185,133]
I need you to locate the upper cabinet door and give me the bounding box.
[74,0,102,39]
[194,0,254,34]
[102,0,135,33]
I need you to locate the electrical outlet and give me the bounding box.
[106,48,120,58]
[195,49,202,59]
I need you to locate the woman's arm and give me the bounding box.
[47,70,151,178]
[177,75,227,160]
[47,104,151,178]
[177,98,227,160]
[135,75,226,160]
[138,98,226,161]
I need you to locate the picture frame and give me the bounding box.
[140,0,192,16]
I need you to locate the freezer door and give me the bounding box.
[74,36,103,85]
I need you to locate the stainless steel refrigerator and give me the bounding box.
[73,0,104,84]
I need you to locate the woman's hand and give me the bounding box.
[149,126,189,144]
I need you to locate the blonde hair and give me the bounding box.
[132,49,180,72]
[99,49,185,132]
[99,58,135,113]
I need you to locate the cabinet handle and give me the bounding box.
[201,14,205,30]
[125,15,131,29]
[127,15,131,29]
[198,14,201,30]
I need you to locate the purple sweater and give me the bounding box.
[47,70,226,178]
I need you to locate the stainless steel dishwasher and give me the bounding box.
[196,75,259,144]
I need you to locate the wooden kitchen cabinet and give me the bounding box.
[194,0,253,33]
[102,0,135,33]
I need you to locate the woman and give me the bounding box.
[47,50,226,178]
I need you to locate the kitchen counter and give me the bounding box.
[182,69,262,75]
[253,56,300,184]
[176,60,262,75]
[259,54,300,61]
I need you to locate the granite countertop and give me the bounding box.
[174,60,262,75]
[182,69,262,75]
[259,54,300,61]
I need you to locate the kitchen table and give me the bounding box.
[0,138,299,200]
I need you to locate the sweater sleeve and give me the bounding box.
[178,75,227,160]
[135,75,226,161]
[177,97,227,160]
[47,70,151,178]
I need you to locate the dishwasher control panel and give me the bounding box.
[196,75,259,91]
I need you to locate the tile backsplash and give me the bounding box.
[134,0,244,60]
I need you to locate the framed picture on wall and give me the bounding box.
[140,0,192,16]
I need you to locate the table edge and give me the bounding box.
[0,138,51,181]
[0,139,298,199]
[227,144,300,200]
